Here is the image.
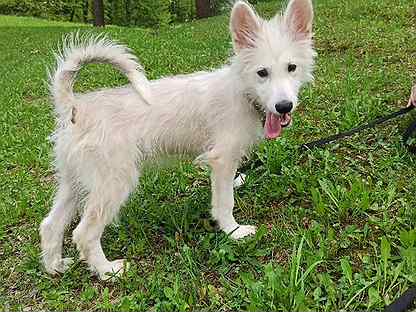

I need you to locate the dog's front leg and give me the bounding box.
[208,152,256,239]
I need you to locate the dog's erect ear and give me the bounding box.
[230,1,260,52]
[284,0,313,39]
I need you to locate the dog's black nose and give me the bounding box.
[275,100,293,114]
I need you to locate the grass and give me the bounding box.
[1,0,416,310]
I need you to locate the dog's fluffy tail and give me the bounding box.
[49,33,151,119]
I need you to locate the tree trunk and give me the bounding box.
[196,0,213,19]
[93,0,105,27]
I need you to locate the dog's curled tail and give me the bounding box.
[49,33,151,119]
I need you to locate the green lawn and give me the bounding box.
[1,1,416,310]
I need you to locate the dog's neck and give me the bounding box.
[244,92,266,120]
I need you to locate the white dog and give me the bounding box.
[40,0,315,279]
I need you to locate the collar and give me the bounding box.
[245,93,266,120]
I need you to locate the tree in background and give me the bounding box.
[0,0,259,27]
[93,0,105,27]
[196,0,213,18]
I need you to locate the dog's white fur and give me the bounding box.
[40,0,315,279]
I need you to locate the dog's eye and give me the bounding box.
[257,68,269,78]
[288,63,297,72]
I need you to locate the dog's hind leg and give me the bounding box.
[40,174,77,274]
[72,172,136,280]
[209,152,256,239]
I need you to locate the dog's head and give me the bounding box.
[230,0,315,139]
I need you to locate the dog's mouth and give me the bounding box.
[264,112,292,139]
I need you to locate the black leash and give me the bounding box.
[239,105,416,173]
[301,105,415,151]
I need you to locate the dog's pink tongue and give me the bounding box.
[265,112,282,139]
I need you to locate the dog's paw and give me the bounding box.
[98,259,129,281]
[44,257,74,274]
[230,225,256,239]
